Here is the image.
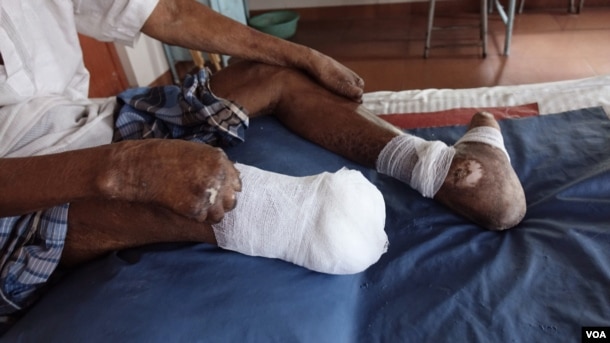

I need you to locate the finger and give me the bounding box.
[355,75,365,90]
[221,189,238,212]
[343,83,363,103]
[205,202,226,224]
[351,86,364,102]
[174,198,209,223]
[227,164,242,192]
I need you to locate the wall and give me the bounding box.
[115,36,168,87]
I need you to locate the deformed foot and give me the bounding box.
[434,112,526,230]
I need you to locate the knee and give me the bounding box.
[214,60,305,108]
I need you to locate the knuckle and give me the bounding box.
[181,199,206,220]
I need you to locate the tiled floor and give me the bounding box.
[290,7,610,92]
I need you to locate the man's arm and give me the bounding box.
[141,0,364,101]
[0,145,109,217]
[0,139,240,223]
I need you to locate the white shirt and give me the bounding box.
[0,0,158,157]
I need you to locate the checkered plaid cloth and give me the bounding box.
[114,68,249,145]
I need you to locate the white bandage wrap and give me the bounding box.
[377,126,510,198]
[377,135,456,198]
[455,126,510,161]
[212,164,388,275]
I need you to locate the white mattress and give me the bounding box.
[363,74,610,117]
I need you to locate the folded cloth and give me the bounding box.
[0,205,69,315]
[114,68,249,146]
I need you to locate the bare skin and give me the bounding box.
[1,0,526,267]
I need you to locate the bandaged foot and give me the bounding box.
[212,164,388,274]
[377,112,526,230]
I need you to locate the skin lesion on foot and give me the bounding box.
[435,112,527,231]
[447,159,484,188]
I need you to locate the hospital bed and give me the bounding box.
[3,75,610,342]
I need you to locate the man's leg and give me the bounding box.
[64,166,389,275]
[209,61,526,230]
[63,200,217,267]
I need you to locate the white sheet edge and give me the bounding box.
[362,74,610,118]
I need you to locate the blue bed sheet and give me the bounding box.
[3,107,610,342]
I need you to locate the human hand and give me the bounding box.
[305,50,365,102]
[99,139,241,223]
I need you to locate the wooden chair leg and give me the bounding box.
[209,53,223,72]
[189,50,224,73]
[189,50,206,69]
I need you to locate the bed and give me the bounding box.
[3,75,610,342]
